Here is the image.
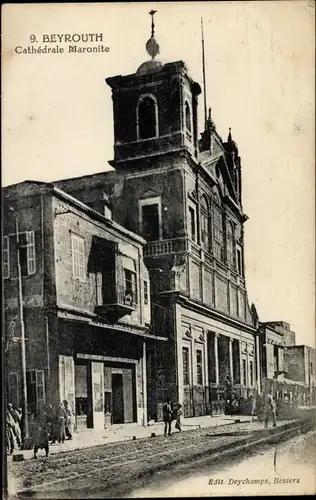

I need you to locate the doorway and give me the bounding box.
[112,373,124,424]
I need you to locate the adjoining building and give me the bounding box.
[259,320,316,407]
[3,181,154,430]
[53,16,259,419]
[258,322,286,399]
[284,345,316,406]
[264,321,296,347]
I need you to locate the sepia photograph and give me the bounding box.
[2,1,315,497]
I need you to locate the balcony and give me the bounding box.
[95,289,137,321]
[144,237,188,257]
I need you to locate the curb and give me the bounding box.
[9,417,247,461]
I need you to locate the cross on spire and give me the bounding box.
[149,10,157,37]
[146,10,160,60]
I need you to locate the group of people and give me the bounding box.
[163,399,183,437]
[30,400,74,459]
[6,400,74,459]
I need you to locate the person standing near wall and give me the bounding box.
[6,407,15,454]
[63,400,74,440]
[175,404,183,432]
[9,404,22,449]
[264,388,276,428]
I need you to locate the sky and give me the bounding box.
[2,2,315,347]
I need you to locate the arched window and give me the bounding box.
[226,221,235,268]
[185,101,192,133]
[213,192,224,262]
[200,195,210,251]
[137,95,158,140]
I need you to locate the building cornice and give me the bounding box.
[160,292,257,334]
[55,304,166,340]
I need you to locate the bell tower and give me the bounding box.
[106,11,201,169]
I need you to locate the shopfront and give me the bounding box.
[58,351,144,431]
[72,355,139,430]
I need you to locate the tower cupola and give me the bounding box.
[106,11,201,167]
[137,10,163,75]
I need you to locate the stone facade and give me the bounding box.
[53,56,258,418]
[3,182,153,430]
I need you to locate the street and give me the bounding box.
[127,429,316,497]
[7,419,316,498]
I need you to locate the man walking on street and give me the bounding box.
[264,388,276,428]
[163,398,173,437]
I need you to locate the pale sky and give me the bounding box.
[2,2,315,347]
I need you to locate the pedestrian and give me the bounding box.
[9,404,23,449]
[231,398,238,416]
[63,400,74,440]
[47,405,61,444]
[56,402,67,444]
[6,408,15,454]
[163,398,173,437]
[175,404,183,432]
[264,388,277,428]
[30,405,51,459]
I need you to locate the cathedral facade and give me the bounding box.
[55,20,260,419]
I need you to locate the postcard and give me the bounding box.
[2,2,315,498]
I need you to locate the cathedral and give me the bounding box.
[55,13,259,419]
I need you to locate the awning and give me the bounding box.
[119,254,136,272]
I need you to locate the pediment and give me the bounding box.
[141,187,160,199]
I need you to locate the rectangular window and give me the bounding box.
[201,213,209,251]
[182,347,190,385]
[242,359,247,386]
[26,370,45,413]
[249,361,254,386]
[36,370,45,410]
[144,280,148,305]
[125,268,138,304]
[213,206,224,261]
[9,372,19,408]
[26,370,36,413]
[189,207,196,242]
[19,231,36,276]
[273,345,279,373]
[71,233,85,281]
[236,247,243,276]
[141,204,160,241]
[2,236,10,278]
[196,350,203,385]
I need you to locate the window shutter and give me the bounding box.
[36,370,45,411]
[26,231,36,275]
[2,236,10,278]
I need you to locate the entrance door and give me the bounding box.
[112,373,124,424]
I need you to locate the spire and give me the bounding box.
[150,9,156,37]
[146,10,160,60]
[228,127,232,142]
[201,18,208,130]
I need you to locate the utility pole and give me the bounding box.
[10,208,29,443]
[45,316,51,405]
[2,334,8,498]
